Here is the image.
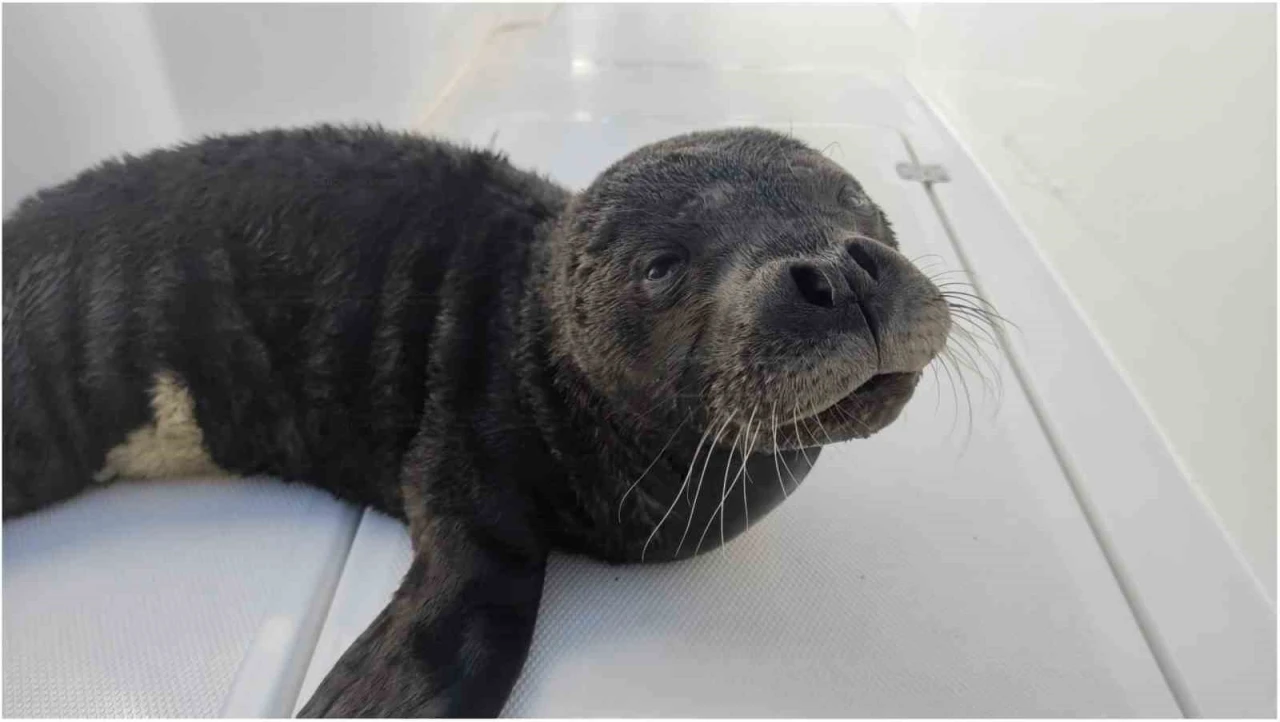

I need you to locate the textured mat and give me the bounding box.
[2,478,359,717]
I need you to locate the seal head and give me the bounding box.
[537,129,955,562]
[548,128,951,457]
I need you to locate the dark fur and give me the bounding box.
[2,125,950,716]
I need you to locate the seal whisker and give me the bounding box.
[940,290,1015,328]
[927,360,943,414]
[741,405,760,531]
[809,404,837,445]
[948,307,1002,351]
[936,281,988,296]
[790,395,821,465]
[944,326,1003,398]
[956,325,1004,404]
[673,413,736,558]
[933,351,963,440]
[770,403,789,499]
[641,417,717,561]
[716,423,746,551]
[943,295,1006,324]
[912,254,952,274]
[617,412,691,522]
[780,451,801,491]
[949,313,1010,360]
[926,269,973,282]
[942,327,996,396]
[831,402,875,438]
[768,399,798,491]
[944,317,999,383]
[626,375,710,422]
[967,342,1005,410]
[799,408,823,450]
[695,416,760,555]
[940,347,976,448]
[936,281,993,298]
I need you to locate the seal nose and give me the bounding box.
[845,237,881,282]
[789,264,837,308]
[758,235,949,376]
[786,238,884,310]
[769,236,902,339]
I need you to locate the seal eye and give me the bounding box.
[645,254,683,282]
[839,183,871,210]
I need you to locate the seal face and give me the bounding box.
[553,129,950,450]
[3,125,962,718]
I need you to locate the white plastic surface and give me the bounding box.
[2,478,360,717]
[896,81,1278,717]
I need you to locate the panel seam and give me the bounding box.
[893,129,1195,718]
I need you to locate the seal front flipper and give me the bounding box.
[298,507,548,718]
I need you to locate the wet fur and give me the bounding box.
[3,125,948,716]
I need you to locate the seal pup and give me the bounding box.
[3,126,958,716]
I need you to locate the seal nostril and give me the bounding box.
[846,243,880,281]
[790,264,835,308]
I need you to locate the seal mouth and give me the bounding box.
[850,372,901,398]
[794,371,910,424]
[766,370,921,447]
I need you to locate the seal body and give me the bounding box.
[3,125,952,716]
[4,127,566,520]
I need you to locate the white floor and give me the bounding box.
[3,5,1272,719]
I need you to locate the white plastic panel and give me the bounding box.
[2,478,360,717]
[421,4,914,133]
[894,80,1277,718]
[296,117,1180,717]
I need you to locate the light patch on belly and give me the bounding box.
[95,371,232,482]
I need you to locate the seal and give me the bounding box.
[3,125,955,716]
